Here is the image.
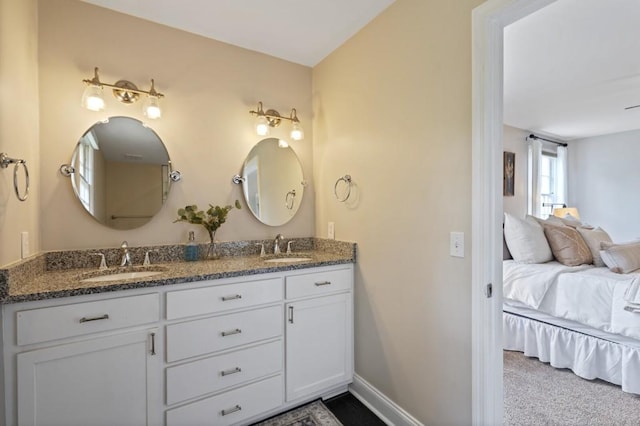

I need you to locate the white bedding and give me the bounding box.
[503,260,640,340]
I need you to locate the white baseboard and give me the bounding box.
[348,374,423,426]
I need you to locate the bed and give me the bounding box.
[502,260,640,394]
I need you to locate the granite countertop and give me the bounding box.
[0,238,356,304]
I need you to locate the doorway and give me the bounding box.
[471,0,558,425]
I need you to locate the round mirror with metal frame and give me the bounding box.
[61,116,178,230]
[237,137,305,226]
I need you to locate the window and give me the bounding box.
[528,140,567,219]
[77,132,97,214]
[539,152,557,218]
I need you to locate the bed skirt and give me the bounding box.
[503,311,640,395]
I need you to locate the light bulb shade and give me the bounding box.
[290,121,304,141]
[553,207,580,220]
[81,84,105,111]
[278,139,289,148]
[256,115,270,136]
[143,95,162,119]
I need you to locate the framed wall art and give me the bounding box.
[503,151,515,196]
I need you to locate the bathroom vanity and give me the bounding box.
[0,241,355,426]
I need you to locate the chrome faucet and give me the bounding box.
[273,234,284,255]
[120,241,132,267]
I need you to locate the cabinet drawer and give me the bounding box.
[166,305,282,362]
[166,375,283,426]
[16,294,160,346]
[166,278,283,320]
[166,340,282,405]
[285,268,352,299]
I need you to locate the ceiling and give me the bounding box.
[80,0,396,67]
[80,1,636,141]
[504,0,640,141]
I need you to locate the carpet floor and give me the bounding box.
[504,350,640,425]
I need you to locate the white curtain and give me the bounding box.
[527,138,543,217]
[556,146,568,206]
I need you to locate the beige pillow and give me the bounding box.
[543,225,593,266]
[576,227,612,267]
[599,241,640,273]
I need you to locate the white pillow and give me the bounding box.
[576,227,612,267]
[504,213,553,264]
[600,241,640,274]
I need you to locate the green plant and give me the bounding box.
[175,200,241,241]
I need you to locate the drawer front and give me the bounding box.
[17,293,160,346]
[166,340,282,405]
[166,305,282,362]
[285,268,352,300]
[166,278,283,320]
[166,375,283,426]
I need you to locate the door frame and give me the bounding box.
[471,0,557,424]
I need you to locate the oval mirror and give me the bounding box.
[241,138,304,226]
[70,116,172,230]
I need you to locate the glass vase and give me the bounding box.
[206,231,219,260]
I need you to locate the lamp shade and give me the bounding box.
[81,84,105,111]
[553,207,580,220]
[290,121,304,141]
[256,115,270,136]
[143,95,162,119]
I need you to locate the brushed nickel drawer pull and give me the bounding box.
[288,306,294,324]
[221,328,242,337]
[221,294,242,301]
[221,405,242,416]
[150,332,156,356]
[221,367,242,377]
[79,314,109,323]
[314,281,332,286]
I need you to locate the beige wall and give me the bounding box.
[0,0,41,267]
[38,0,313,251]
[503,125,529,218]
[312,0,482,424]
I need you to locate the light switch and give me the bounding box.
[450,232,464,258]
[328,222,335,239]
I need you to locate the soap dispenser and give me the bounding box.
[185,231,199,261]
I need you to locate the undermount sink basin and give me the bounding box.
[79,266,167,283]
[264,257,312,263]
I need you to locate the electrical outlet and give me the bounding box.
[450,232,464,258]
[21,231,29,258]
[328,222,335,239]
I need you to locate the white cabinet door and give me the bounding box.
[285,292,353,401]
[17,329,161,426]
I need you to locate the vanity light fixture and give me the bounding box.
[81,67,165,119]
[249,101,304,141]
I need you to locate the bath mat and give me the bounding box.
[252,400,342,426]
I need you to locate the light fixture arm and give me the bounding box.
[249,102,299,126]
[290,108,300,123]
[82,67,164,99]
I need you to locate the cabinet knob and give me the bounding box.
[220,367,242,377]
[221,405,242,416]
[221,294,242,301]
[150,332,156,356]
[79,314,109,323]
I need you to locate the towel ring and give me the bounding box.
[1,153,29,202]
[285,189,296,210]
[334,175,352,202]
